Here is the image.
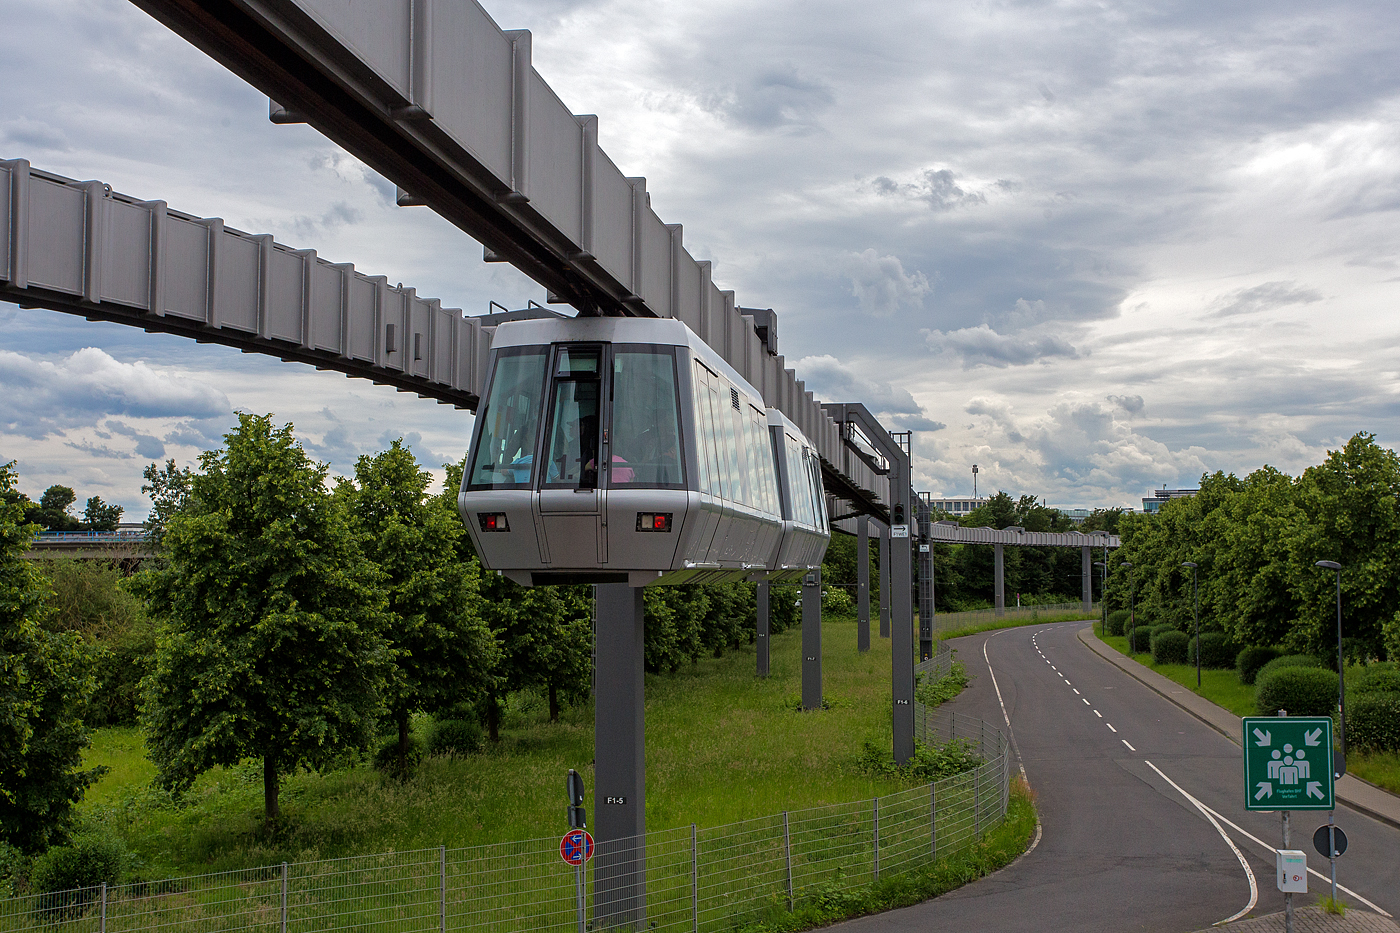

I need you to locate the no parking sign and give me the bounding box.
[560,830,594,866]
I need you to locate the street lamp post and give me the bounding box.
[1314,560,1345,774]
[1121,561,1134,652]
[972,463,979,498]
[1182,561,1199,687]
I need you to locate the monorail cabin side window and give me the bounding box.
[467,347,548,489]
[610,348,685,488]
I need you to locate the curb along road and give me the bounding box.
[1076,626,1400,832]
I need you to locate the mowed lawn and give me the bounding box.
[80,614,932,877]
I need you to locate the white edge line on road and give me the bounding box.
[1191,799,1392,917]
[1145,760,1257,924]
[983,633,1027,780]
[1122,739,1136,751]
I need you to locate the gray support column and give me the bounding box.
[917,500,933,661]
[756,582,770,677]
[593,584,646,930]
[801,570,823,710]
[879,527,891,638]
[1081,546,1092,615]
[993,543,1005,617]
[857,516,871,652]
[892,483,915,764]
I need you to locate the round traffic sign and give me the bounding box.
[1312,824,1348,858]
[560,830,594,865]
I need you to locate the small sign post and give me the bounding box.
[1246,713,1334,933]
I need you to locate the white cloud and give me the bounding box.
[841,249,931,317]
[923,325,1080,369]
[0,348,230,438]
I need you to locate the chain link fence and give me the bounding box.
[2,704,1009,933]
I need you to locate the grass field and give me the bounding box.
[1092,629,1400,796]
[78,615,953,878]
[934,608,1099,641]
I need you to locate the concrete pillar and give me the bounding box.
[879,526,891,638]
[917,500,933,661]
[892,487,915,764]
[993,543,1005,617]
[593,584,646,929]
[1081,546,1093,615]
[802,569,822,710]
[857,516,871,652]
[756,581,770,676]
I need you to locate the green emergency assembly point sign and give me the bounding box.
[1242,717,1334,811]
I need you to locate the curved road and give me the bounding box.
[835,620,1400,933]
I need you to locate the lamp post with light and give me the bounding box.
[1182,561,1199,687]
[1121,560,1134,652]
[972,464,979,498]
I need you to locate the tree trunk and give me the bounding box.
[263,754,280,823]
[398,713,411,757]
[548,683,560,723]
[486,696,500,742]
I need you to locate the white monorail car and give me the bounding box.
[459,317,830,587]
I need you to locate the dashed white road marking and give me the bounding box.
[1072,688,1080,695]
[1082,698,1090,705]
[1121,739,1136,751]
[1094,710,1102,718]
[1106,723,1117,732]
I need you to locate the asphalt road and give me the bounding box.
[833,620,1400,933]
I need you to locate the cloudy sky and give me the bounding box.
[4,0,1399,518]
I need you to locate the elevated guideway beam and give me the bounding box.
[1,160,489,410]
[121,0,890,520]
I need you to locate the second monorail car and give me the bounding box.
[459,316,829,586]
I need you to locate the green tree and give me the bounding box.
[136,415,392,822]
[339,441,498,760]
[1206,466,1300,647]
[1286,433,1400,657]
[81,496,123,533]
[141,460,194,547]
[33,486,81,532]
[0,463,102,853]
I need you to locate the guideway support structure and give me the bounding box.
[593,585,646,929]
[824,404,915,763]
[916,498,934,661]
[802,570,823,710]
[857,516,871,652]
[1081,546,1093,615]
[926,524,1122,619]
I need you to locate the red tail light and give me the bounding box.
[636,512,672,532]
[477,513,510,532]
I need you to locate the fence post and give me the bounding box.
[100,882,107,933]
[929,782,937,860]
[691,823,698,933]
[782,811,793,911]
[872,797,880,880]
[1001,732,1010,818]
[974,768,982,837]
[280,861,288,933]
[439,844,446,933]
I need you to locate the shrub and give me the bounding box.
[1256,654,1324,684]
[0,843,24,898]
[1106,610,1129,636]
[426,718,484,758]
[822,587,854,617]
[1125,626,1155,653]
[1236,646,1283,685]
[28,836,128,894]
[373,735,423,779]
[1151,630,1190,665]
[1189,633,1239,670]
[1346,692,1400,752]
[1353,668,1400,697]
[1255,667,1339,717]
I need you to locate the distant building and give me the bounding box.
[1052,508,1093,525]
[920,494,988,517]
[1142,486,1198,513]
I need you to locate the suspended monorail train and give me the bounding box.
[459,317,830,587]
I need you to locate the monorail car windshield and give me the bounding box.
[460,317,829,587]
